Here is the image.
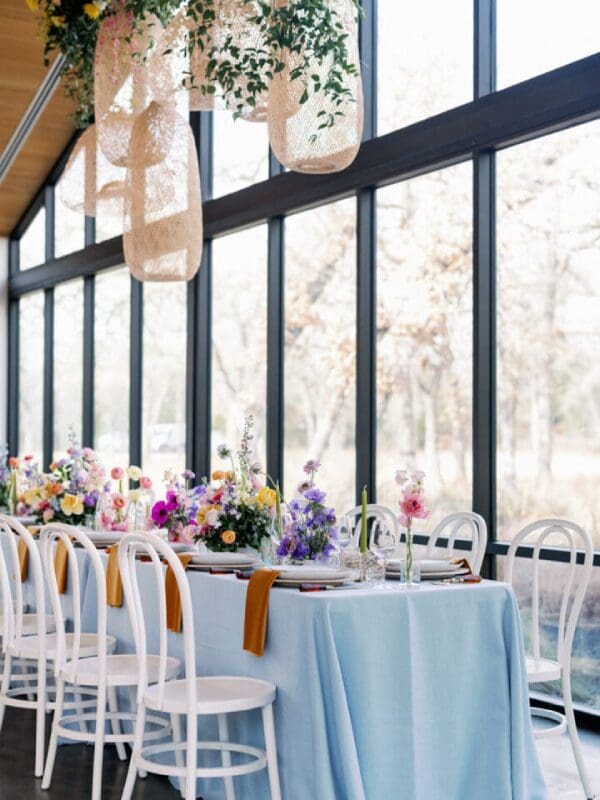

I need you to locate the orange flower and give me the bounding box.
[212,470,233,481]
[8,457,19,469]
[221,530,236,545]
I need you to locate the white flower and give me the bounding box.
[395,469,408,485]
[205,508,220,527]
[128,465,142,481]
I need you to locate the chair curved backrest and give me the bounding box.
[0,513,47,660]
[425,512,488,575]
[345,504,399,549]
[505,519,593,667]
[39,522,109,681]
[118,530,195,710]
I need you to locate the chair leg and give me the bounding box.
[0,653,12,732]
[42,677,65,789]
[121,702,145,800]
[262,704,281,800]
[129,686,146,779]
[563,672,595,799]
[34,663,47,777]
[185,712,197,800]
[91,684,107,800]
[217,713,235,800]
[171,713,185,798]
[74,687,89,736]
[107,685,127,761]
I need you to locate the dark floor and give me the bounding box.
[0,707,181,799]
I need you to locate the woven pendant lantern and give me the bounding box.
[58,125,98,216]
[165,6,217,111]
[94,8,182,168]
[267,0,363,173]
[123,103,203,282]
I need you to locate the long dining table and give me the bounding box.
[69,556,548,800]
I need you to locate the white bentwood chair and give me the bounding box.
[40,523,179,800]
[505,519,595,800]
[118,530,282,800]
[425,512,488,575]
[345,504,399,550]
[0,514,97,777]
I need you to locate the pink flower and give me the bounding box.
[412,470,426,481]
[140,476,152,490]
[251,474,263,491]
[113,494,126,510]
[42,508,55,523]
[180,525,195,545]
[113,521,129,532]
[400,492,429,521]
[82,447,95,460]
[111,467,124,480]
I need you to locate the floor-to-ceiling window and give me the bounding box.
[7,1,600,720]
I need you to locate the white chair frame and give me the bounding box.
[0,515,96,777]
[118,530,282,800]
[345,504,399,550]
[425,512,488,575]
[505,519,595,800]
[40,523,175,800]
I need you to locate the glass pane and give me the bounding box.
[19,292,45,461]
[53,280,84,454]
[497,556,600,712]
[211,227,267,469]
[376,163,473,526]
[142,283,187,485]
[19,207,46,270]
[55,173,85,257]
[497,122,600,543]
[285,199,356,511]
[94,269,130,467]
[498,0,600,88]
[212,113,269,197]
[377,0,472,136]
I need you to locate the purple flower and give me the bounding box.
[304,487,326,504]
[303,459,321,475]
[165,490,180,512]
[182,469,195,480]
[151,501,169,526]
[83,492,96,507]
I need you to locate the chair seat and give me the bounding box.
[62,653,181,687]
[0,614,56,638]
[525,655,562,683]
[144,675,276,714]
[10,632,117,661]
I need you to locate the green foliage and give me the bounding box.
[33,0,362,134]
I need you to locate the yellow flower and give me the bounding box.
[221,530,236,545]
[25,0,38,12]
[60,493,84,517]
[196,504,219,526]
[23,487,41,507]
[50,14,66,26]
[83,2,100,18]
[257,486,277,508]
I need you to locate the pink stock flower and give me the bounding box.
[400,492,429,521]
[140,476,152,490]
[111,467,124,481]
[82,447,95,460]
[180,525,195,545]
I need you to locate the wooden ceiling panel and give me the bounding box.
[0,0,76,236]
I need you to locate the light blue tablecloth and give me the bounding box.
[77,565,547,800]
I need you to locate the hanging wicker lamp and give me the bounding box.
[123,102,203,282]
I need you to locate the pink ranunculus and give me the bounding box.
[400,492,429,520]
[113,521,129,532]
[180,525,195,545]
[140,476,152,490]
[101,510,115,530]
[42,508,55,523]
[111,467,124,480]
[113,494,126,510]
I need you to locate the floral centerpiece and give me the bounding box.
[276,459,338,562]
[95,465,151,531]
[192,416,276,552]
[150,469,197,543]
[25,435,106,525]
[395,469,430,585]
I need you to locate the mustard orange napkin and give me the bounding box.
[106,545,123,608]
[451,557,482,582]
[243,569,281,657]
[165,555,193,633]
[18,536,68,594]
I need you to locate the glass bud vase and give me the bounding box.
[400,523,421,587]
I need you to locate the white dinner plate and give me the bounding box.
[191,551,258,566]
[386,558,457,574]
[169,542,198,553]
[273,566,352,585]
